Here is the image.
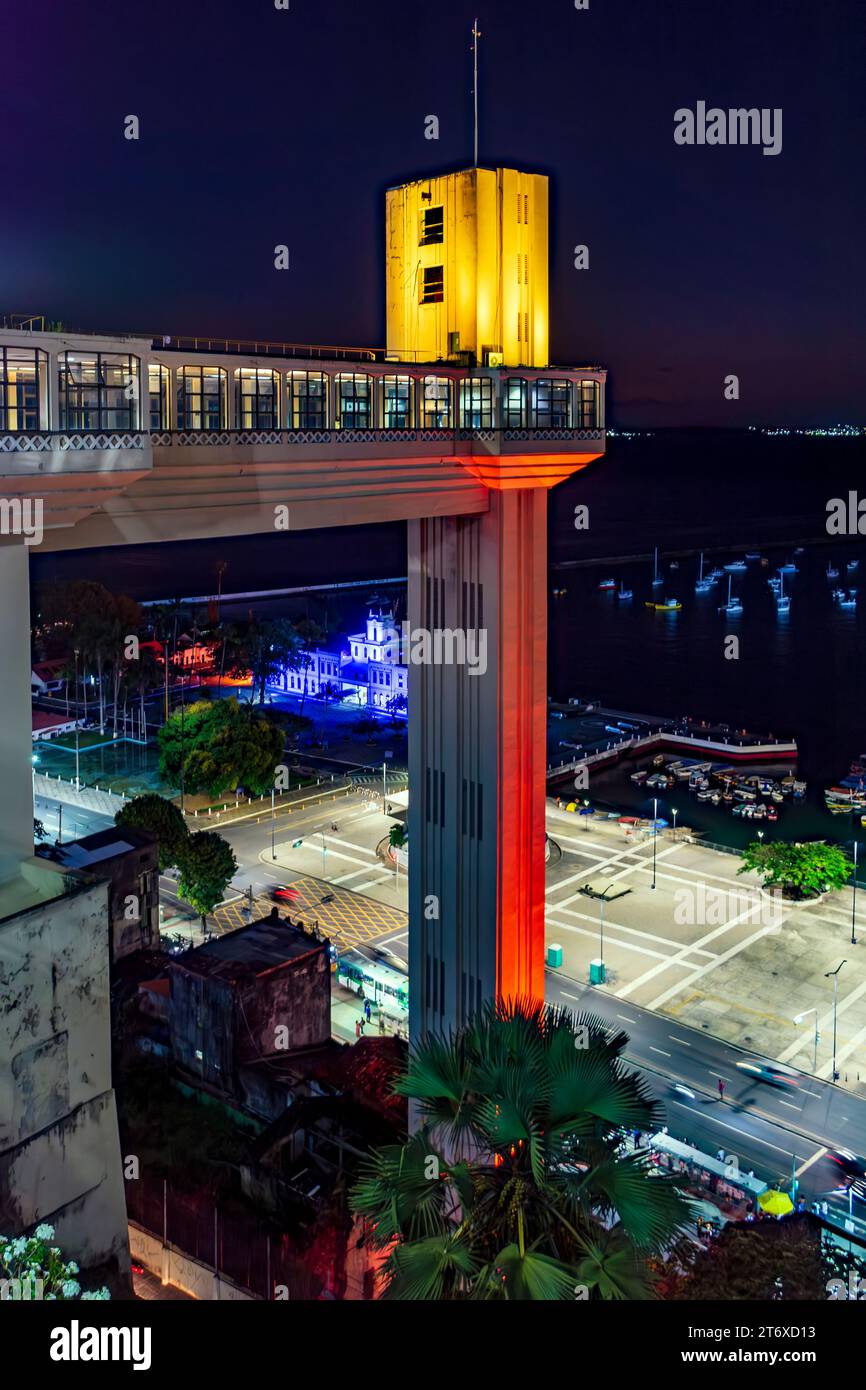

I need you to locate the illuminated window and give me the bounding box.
[59,352,140,431]
[334,373,371,429]
[148,364,170,430]
[235,369,279,429]
[420,376,452,429]
[502,378,527,428]
[460,377,495,429]
[420,206,444,245]
[420,266,444,304]
[0,347,46,431]
[578,379,600,428]
[530,379,572,428]
[288,372,327,430]
[176,366,226,430]
[382,375,413,429]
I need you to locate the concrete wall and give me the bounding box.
[129,1222,256,1301]
[0,879,129,1275]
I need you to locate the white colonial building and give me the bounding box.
[271,604,408,716]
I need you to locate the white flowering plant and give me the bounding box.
[0,1226,110,1300]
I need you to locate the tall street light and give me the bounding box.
[651,797,658,889]
[73,647,81,790]
[825,960,847,1082]
[851,840,859,946]
[598,882,616,983]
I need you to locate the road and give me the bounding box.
[548,971,866,1231]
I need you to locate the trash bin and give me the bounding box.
[589,958,606,985]
[547,943,563,969]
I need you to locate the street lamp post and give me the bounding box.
[851,840,859,946]
[583,797,590,830]
[598,882,616,981]
[382,761,387,815]
[672,806,678,841]
[793,1008,820,1073]
[321,832,328,875]
[651,797,658,889]
[271,786,276,861]
[825,960,847,1082]
[73,647,81,790]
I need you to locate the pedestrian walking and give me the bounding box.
[717,1148,725,1162]
[717,1078,726,1101]
[364,999,371,1023]
[355,1019,361,1040]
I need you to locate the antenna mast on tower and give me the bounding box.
[471,17,481,167]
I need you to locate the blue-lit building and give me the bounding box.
[270,603,408,716]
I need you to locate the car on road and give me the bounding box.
[271,884,301,903]
[735,1059,800,1089]
[828,1149,866,1197]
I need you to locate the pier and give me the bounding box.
[546,701,797,785]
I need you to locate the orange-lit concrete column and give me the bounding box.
[407,486,548,1041]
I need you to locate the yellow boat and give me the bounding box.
[645,598,682,612]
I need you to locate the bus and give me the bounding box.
[337,951,409,1021]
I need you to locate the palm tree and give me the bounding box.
[351,1001,692,1300]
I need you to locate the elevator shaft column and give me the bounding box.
[407,487,547,1042]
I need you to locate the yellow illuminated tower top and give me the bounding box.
[385,166,549,368]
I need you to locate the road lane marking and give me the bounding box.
[795,1147,828,1177]
[669,1036,692,1046]
[649,1047,671,1057]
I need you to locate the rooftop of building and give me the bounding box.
[172,909,326,981]
[50,825,156,869]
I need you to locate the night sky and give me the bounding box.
[4,0,864,426]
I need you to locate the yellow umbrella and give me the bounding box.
[758,1188,794,1216]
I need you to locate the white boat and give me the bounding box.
[695,552,715,593]
[617,582,633,600]
[652,546,663,587]
[719,574,743,615]
[724,560,747,572]
[776,570,791,614]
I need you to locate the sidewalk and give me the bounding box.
[545,804,866,1095]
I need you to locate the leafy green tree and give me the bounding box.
[177,831,237,928]
[389,824,408,850]
[33,818,47,843]
[115,793,188,871]
[157,697,284,798]
[738,840,852,900]
[351,1002,692,1300]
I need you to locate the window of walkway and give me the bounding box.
[530,378,572,428]
[460,376,495,429]
[334,373,372,429]
[59,352,140,431]
[502,378,527,428]
[148,364,170,430]
[0,347,46,431]
[176,366,226,430]
[287,372,327,430]
[382,375,414,429]
[578,379,600,428]
[236,368,279,429]
[420,376,452,428]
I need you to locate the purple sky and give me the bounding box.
[3,0,864,426]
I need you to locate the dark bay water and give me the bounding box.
[32,430,866,843]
